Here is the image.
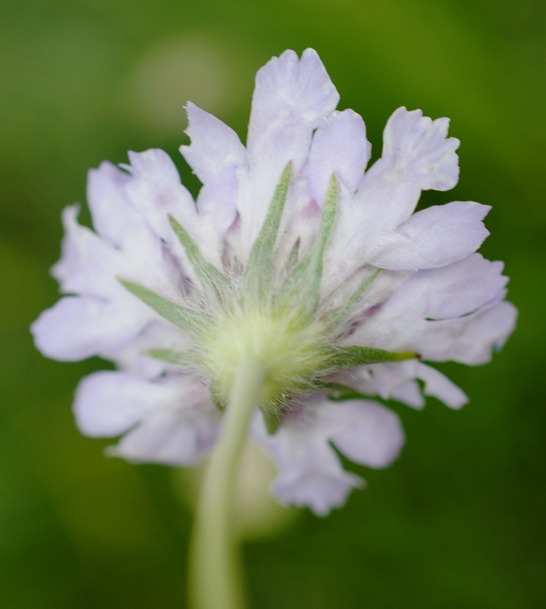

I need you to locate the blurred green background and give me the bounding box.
[1,0,545,607]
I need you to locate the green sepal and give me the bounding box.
[243,162,292,297]
[262,407,282,435]
[277,174,337,318]
[328,345,418,369]
[168,214,228,298]
[276,257,311,310]
[118,278,206,338]
[283,238,301,275]
[144,348,189,365]
[301,174,338,318]
[324,268,382,325]
[209,379,226,411]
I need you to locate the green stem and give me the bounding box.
[190,358,266,609]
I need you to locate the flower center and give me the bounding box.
[199,305,331,412]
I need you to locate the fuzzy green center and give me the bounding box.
[200,307,331,412]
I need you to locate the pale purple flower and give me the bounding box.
[32,49,516,515]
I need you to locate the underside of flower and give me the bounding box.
[31,48,517,516]
[119,165,417,425]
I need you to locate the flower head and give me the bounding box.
[32,49,516,515]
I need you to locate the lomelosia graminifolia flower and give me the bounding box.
[32,49,517,516]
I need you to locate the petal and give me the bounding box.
[359,253,508,334]
[117,222,184,296]
[307,109,371,205]
[416,363,468,409]
[238,49,339,254]
[52,205,127,298]
[419,300,518,365]
[74,370,168,436]
[87,158,185,285]
[462,301,518,363]
[101,320,190,379]
[75,371,220,466]
[271,466,362,517]
[247,49,339,171]
[342,361,423,409]
[350,252,514,369]
[112,408,219,466]
[333,365,377,397]
[370,201,491,270]
[390,380,425,409]
[366,361,419,399]
[347,107,460,237]
[326,108,461,280]
[126,148,182,187]
[53,204,183,304]
[338,360,464,410]
[413,253,508,320]
[31,296,148,361]
[252,406,363,515]
[253,393,400,515]
[382,107,460,192]
[87,161,144,247]
[196,164,238,226]
[181,102,247,184]
[328,400,405,469]
[124,149,197,241]
[193,165,238,266]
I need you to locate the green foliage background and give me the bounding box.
[1,0,545,607]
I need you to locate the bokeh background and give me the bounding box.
[1,0,545,607]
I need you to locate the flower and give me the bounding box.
[32,49,516,516]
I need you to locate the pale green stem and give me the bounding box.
[190,358,266,609]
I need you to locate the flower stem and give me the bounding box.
[190,358,266,609]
